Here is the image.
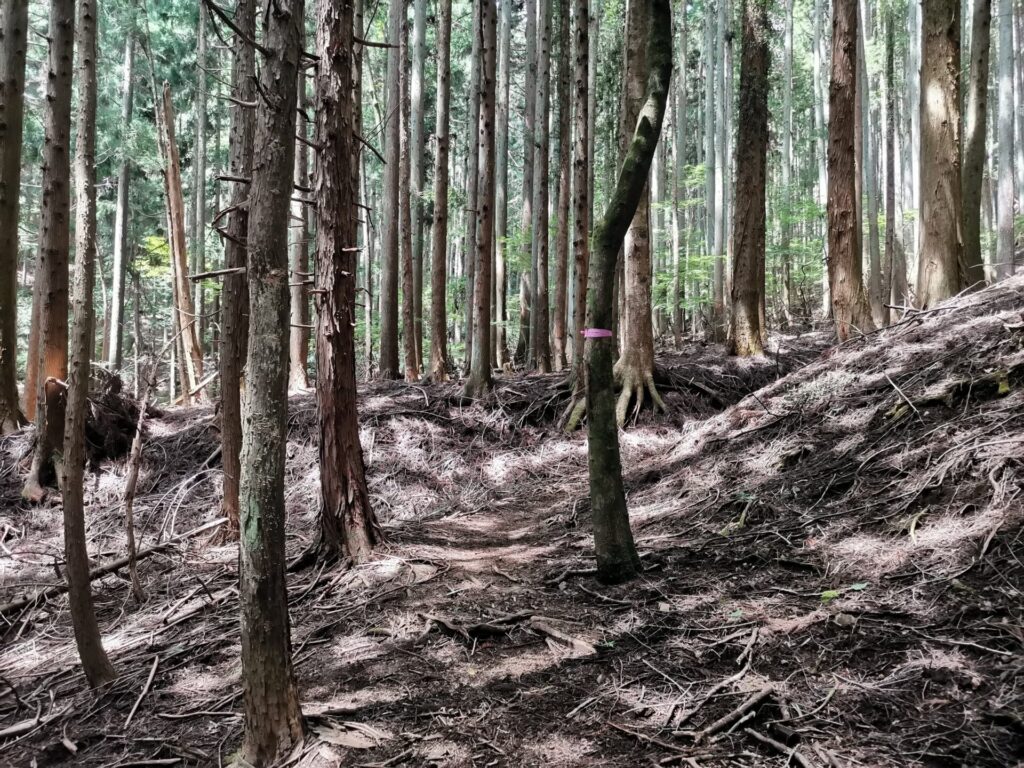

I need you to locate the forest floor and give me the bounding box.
[1,277,1023,768]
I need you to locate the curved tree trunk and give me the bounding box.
[916,0,964,306]
[728,0,770,357]
[238,0,305,760]
[314,0,381,563]
[962,0,992,288]
[588,0,672,584]
[463,0,498,398]
[828,0,875,340]
[614,0,664,426]
[22,0,75,500]
[0,0,28,433]
[63,0,116,688]
[430,0,452,381]
[220,0,256,538]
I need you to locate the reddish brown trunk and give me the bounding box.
[22,0,74,499]
[827,0,875,340]
[728,0,770,356]
[314,0,381,561]
[160,84,204,401]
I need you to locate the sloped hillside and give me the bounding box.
[0,277,1021,767]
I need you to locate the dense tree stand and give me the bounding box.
[237,0,305,761]
[313,0,380,564]
[587,0,672,584]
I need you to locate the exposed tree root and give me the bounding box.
[613,359,666,427]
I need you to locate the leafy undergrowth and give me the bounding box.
[1,278,1022,767]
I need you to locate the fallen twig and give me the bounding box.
[742,727,813,768]
[689,685,775,743]
[125,655,160,727]
[0,518,226,617]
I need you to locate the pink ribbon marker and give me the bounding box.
[581,328,614,338]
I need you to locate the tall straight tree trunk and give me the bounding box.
[411,0,426,367]
[779,0,794,326]
[193,3,208,349]
[400,0,417,381]
[859,0,883,323]
[917,0,964,305]
[314,0,381,562]
[885,10,907,320]
[908,0,922,265]
[430,0,452,381]
[671,4,686,344]
[379,0,403,378]
[107,31,135,373]
[728,0,769,356]
[0,0,28,433]
[553,0,571,371]
[569,0,590,390]
[711,0,727,341]
[588,0,671,584]
[962,0,991,287]
[494,0,511,369]
[614,0,665,426]
[828,0,875,340]
[532,0,553,373]
[161,85,204,400]
[704,1,717,334]
[813,0,830,312]
[995,0,1014,278]
[289,61,311,390]
[238,0,306,761]
[463,0,482,369]
[22,0,75,500]
[519,0,538,363]
[463,0,498,398]
[220,0,256,538]
[63,0,116,687]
